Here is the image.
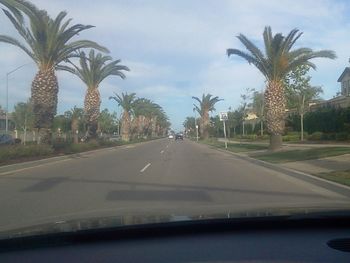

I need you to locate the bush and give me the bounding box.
[63,141,100,154]
[321,133,336,140]
[335,132,349,141]
[257,134,269,140]
[308,132,324,141]
[282,135,299,142]
[0,144,54,163]
[240,134,258,140]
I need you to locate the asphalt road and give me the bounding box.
[0,138,349,231]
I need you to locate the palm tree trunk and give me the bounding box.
[202,111,209,139]
[121,111,130,141]
[84,87,101,139]
[151,117,157,138]
[71,118,79,144]
[31,68,58,144]
[265,80,286,150]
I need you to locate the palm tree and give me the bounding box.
[0,0,108,143]
[192,94,223,140]
[60,50,129,139]
[70,107,84,144]
[133,98,153,138]
[227,26,336,150]
[109,92,136,142]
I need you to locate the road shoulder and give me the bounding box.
[192,140,350,198]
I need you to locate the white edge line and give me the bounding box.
[140,163,151,173]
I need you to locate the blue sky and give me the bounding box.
[1,0,350,131]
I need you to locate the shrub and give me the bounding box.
[64,141,100,154]
[282,135,299,142]
[257,134,269,140]
[321,133,336,140]
[335,132,349,141]
[308,132,323,141]
[240,134,257,140]
[0,144,54,163]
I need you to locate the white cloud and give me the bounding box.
[1,0,350,130]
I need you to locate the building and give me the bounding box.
[310,66,350,110]
[338,67,350,96]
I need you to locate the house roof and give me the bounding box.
[337,67,350,82]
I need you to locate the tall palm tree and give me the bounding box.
[192,94,223,140]
[227,26,336,150]
[109,92,136,142]
[0,0,109,143]
[70,107,84,144]
[133,98,152,138]
[60,50,129,139]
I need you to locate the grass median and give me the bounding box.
[199,139,268,153]
[251,147,350,163]
[0,137,160,166]
[315,170,350,187]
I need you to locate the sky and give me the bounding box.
[1,0,350,131]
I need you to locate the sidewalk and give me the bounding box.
[218,138,350,149]
[281,154,350,174]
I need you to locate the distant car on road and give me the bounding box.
[168,134,174,139]
[0,134,21,146]
[175,133,183,140]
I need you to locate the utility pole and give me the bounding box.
[193,106,198,141]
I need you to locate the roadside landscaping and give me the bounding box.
[199,138,268,153]
[316,170,350,187]
[250,147,350,163]
[0,138,158,166]
[197,138,350,187]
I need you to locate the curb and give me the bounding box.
[197,142,350,198]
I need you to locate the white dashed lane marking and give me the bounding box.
[140,163,151,173]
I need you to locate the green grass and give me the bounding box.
[252,147,350,163]
[315,170,350,187]
[0,137,161,166]
[200,139,268,153]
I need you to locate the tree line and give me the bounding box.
[184,26,335,150]
[8,93,170,144]
[185,65,333,142]
[0,0,170,144]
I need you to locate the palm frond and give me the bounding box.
[0,0,109,69]
[0,34,35,60]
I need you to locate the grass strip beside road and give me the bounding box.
[251,147,350,163]
[199,139,268,153]
[0,137,161,166]
[315,170,350,187]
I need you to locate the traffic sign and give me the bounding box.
[219,112,228,121]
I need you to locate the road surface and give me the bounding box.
[0,138,349,231]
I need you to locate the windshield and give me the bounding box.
[0,0,350,237]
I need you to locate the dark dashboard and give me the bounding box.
[0,214,349,262]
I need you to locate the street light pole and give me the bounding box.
[193,106,198,141]
[5,63,32,133]
[5,73,9,133]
